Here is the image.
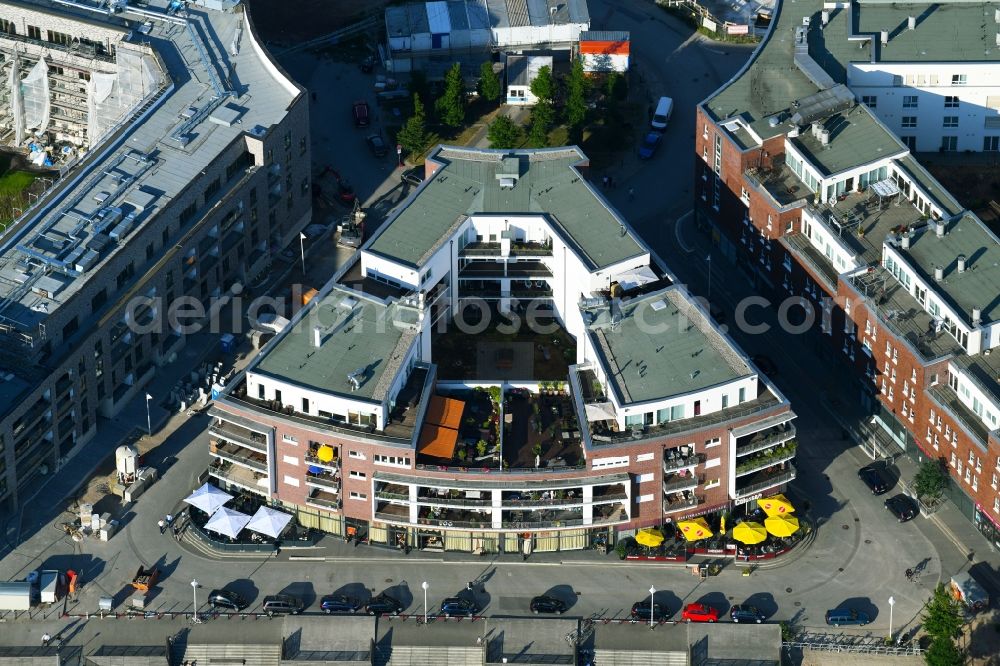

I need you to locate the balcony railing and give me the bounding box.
[510,242,552,256]
[416,494,493,507]
[663,475,701,493]
[736,427,796,457]
[208,463,269,496]
[304,473,340,490]
[663,495,701,514]
[306,492,341,510]
[590,491,628,504]
[510,288,553,298]
[734,444,797,477]
[211,446,267,472]
[663,453,704,474]
[501,518,584,529]
[459,242,501,256]
[734,466,797,496]
[210,422,268,453]
[376,491,411,502]
[304,453,340,469]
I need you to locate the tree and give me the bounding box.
[924,636,964,666]
[436,63,466,128]
[605,71,628,102]
[487,115,523,149]
[565,58,588,129]
[478,61,501,102]
[527,102,554,147]
[529,65,555,104]
[914,459,949,502]
[396,94,429,159]
[923,584,964,641]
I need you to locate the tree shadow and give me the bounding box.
[224,578,259,604]
[333,582,372,603]
[278,581,316,608]
[380,581,412,609]
[743,592,778,619]
[651,590,682,617]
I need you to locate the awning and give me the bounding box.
[635,528,664,547]
[871,178,900,199]
[677,517,713,541]
[204,507,251,539]
[612,266,658,291]
[418,424,459,459]
[585,402,617,421]
[425,395,465,429]
[245,506,293,539]
[183,483,232,514]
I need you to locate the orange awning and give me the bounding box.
[418,424,459,460]
[425,396,465,430]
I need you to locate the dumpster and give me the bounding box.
[0,582,31,610]
[39,570,60,604]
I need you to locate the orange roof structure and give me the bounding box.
[579,40,630,55]
[425,395,465,430]
[418,424,459,460]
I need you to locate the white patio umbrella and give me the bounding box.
[245,506,293,539]
[183,483,233,514]
[204,507,251,539]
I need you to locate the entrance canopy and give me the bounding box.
[184,483,232,514]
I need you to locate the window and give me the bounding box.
[301,398,309,413]
[862,95,877,109]
[349,491,367,500]
[951,74,967,85]
[283,475,300,487]
[258,384,265,399]
[741,187,750,205]
[374,454,412,467]
[27,25,40,40]
[704,437,721,448]
[944,96,959,108]
[943,116,959,128]
[348,450,365,460]
[282,434,297,443]
[993,473,998,490]
[205,178,221,200]
[901,136,916,151]
[274,389,282,404]
[941,136,957,151]
[349,471,367,480]
[985,136,1000,152]
[636,452,655,462]
[901,117,917,128]
[902,96,918,108]
[282,455,298,466]
[721,394,729,409]
[738,388,746,403]
[704,478,721,489]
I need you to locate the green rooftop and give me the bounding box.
[857,1,1000,63]
[588,288,751,405]
[902,214,1000,326]
[254,289,419,402]
[791,107,906,176]
[367,147,646,270]
[895,155,964,217]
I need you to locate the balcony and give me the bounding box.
[591,503,629,526]
[780,233,839,293]
[305,471,341,491]
[210,421,268,453]
[208,461,269,496]
[663,451,704,474]
[11,400,52,436]
[734,464,797,497]
[304,453,340,470]
[509,286,553,299]
[306,489,341,511]
[509,241,552,257]
[663,493,701,515]
[663,473,701,493]
[417,491,493,508]
[419,507,495,529]
[743,163,812,210]
[736,426,797,457]
[460,242,501,257]
[211,442,267,472]
[734,442,797,477]
[590,489,628,504]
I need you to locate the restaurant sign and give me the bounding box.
[734,492,763,506]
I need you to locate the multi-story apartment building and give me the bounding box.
[211,146,796,553]
[0,0,311,511]
[697,0,1000,546]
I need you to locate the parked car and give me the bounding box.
[320,594,361,614]
[681,602,720,623]
[751,354,778,377]
[885,493,918,522]
[400,166,424,187]
[729,604,765,623]
[207,588,248,611]
[366,133,389,157]
[858,464,890,495]
[825,608,870,626]
[365,593,403,616]
[529,595,566,614]
[638,132,662,159]
[262,594,304,616]
[352,100,370,127]
[440,597,478,617]
[630,600,669,622]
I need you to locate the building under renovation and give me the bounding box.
[0,1,164,167]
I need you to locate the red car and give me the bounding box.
[681,603,719,623]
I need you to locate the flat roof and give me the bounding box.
[593,622,688,654]
[857,1,1000,63]
[253,288,419,402]
[367,147,647,271]
[487,617,576,664]
[791,106,906,176]
[895,155,964,218]
[901,214,1000,326]
[588,287,751,405]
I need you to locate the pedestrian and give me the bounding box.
[157,519,165,535]
[466,581,473,591]
[602,175,609,189]
[173,524,180,539]
[628,187,635,201]
[41,634,51,647]
[165,513,173,526]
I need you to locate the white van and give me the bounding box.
[651,96,673,131]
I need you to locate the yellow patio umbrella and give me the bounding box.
[720,514,726,535]
[677,517,713,541]
[764,514,800,537]
[760,494,795,517]
[635,528,665,548]
[732,521,768,545]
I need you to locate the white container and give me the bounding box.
[39,570,59,604]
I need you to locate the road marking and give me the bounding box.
[674,209,694,253]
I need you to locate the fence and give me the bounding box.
[275,15,379,55]
[784,632,924,657]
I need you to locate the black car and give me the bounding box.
[366,134,389,157]
[365,593,403,616]
[858,464,890,495]
[320,594,361,614]
[752,354,777,377]
[207,588,248,611]
[885,493,918,522]
[529,595,566,614]
[630,600,669,622]
[440,597,478,617]
[730,604,765,623]
[262,594,304,616]
[400,166,424,187]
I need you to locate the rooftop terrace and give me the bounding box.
[366,147,646,271]
[790,106,905,177]
[587,288,752,405]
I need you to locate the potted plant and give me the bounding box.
[614,541,627,560]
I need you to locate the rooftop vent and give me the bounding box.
[957,254,967,272]
[907,16,916,30]
[819,129,831,146]
[313,326,323,348]
[347,367,366,391]
[935,220,946,238]
[934,266,944,281]
[901,234,910,249]
[973,307,982,326]
[821,10,829,25]
[880,30,889,46]
[995,8,1000,23]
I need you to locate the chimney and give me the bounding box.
[934,266,944,281]
[973,307,982,325]
[880,30,889,45]
[821,10,829,25]
[995,8,1000,22]
[819,129,831,146]
[312,326,322,348]
[901,234,910,249]
[957,254,967,272]
[935,220,946,237]
[907,16,916,30]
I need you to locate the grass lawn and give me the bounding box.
[0,169,36,196]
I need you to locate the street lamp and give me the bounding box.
[145,393,153,435]
[191,580,201,623]
[887,595,895,641]
[648,585,656,629]
[421,581,429,624]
